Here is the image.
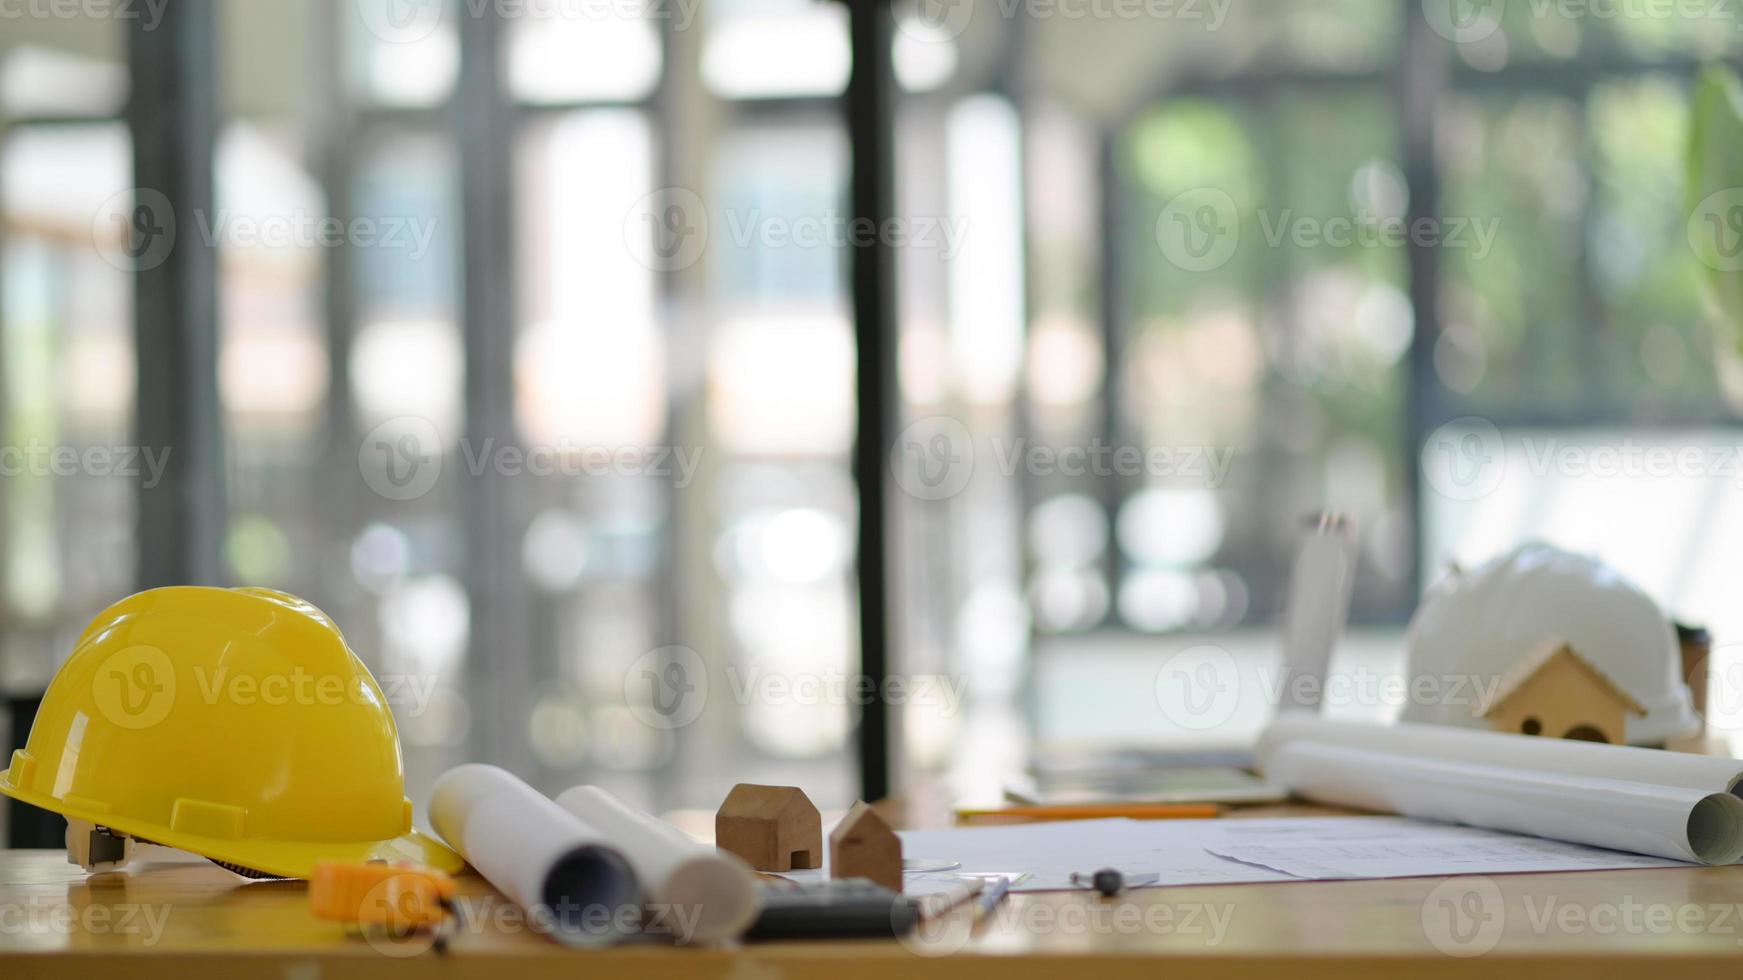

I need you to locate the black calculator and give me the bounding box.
[746,878,920,939]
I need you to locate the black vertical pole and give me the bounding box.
[1400,0,1446,603]
[1095,135,1124,622]
[130,0,226,589]
[846,0,897,803]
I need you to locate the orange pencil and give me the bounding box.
[954,803,1223,823]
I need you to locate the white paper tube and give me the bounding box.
[1259,716,1743,794]
[430,765,642,946]
[555,785,759,944]
[1276,515,1357,713]
[1268,741,1743,864]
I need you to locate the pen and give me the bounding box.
[1069,869,1161,897]
[912,877,986,920]
[974,876,1012,918]
[955,803,1222,823]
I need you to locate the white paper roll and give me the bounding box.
[430,765,642,946]
[1257,718,1743,865]
[1259,716,1743,793]
[1276,515,1357,713]
[1269,742,1743,864]
[555,785,759,944]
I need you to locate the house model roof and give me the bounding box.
[1481,641,1647,718]
[720,784,815,820]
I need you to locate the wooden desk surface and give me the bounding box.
[6,841,1743,980]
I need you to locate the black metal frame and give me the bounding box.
[844,0,898,803]
[129,0,226,589]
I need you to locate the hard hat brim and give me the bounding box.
[0,770,465,880]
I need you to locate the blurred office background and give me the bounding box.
[1,0,1742,827]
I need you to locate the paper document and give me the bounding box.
[899,819,1284,891]
[884,816,1697,892]
[1201,816,1684,880]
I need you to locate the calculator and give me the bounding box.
[746,878,920,940]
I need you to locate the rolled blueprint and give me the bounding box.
[1259,716,1743,793]
[1258,718,1743,865]
[430,765,642,946]
[555,785,759,944]
[1275,514,1357,712]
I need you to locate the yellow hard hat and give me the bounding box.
[0,586,463,879]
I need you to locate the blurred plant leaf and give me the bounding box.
[1686,63,1743,349]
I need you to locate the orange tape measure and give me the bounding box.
[309,860,457,945]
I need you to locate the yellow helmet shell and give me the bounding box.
[0,587,461,879]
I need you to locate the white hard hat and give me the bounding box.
[1398,543,1699,745]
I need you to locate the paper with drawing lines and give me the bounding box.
[1199,816,1687,880]
[897,819,1295,891]
[880,816,1694,892]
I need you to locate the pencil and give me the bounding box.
[975,876,1013,917]
[954,803,1223,822]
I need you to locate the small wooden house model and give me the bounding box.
[715,783,822,871]
[1480,640,1645,745]
[828,801,902,891]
